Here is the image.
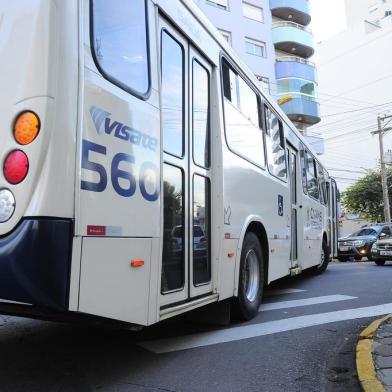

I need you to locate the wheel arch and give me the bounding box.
[234,216,269,296]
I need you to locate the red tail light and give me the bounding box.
[3,150,29,185]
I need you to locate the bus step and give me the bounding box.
[289,266,302,276]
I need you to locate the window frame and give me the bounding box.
[218,29,232,45]
[242,2,264,23]
[245,37,267,58]
[206,0,229,10]
[263,104,288,183]
[220,57,266,171]
[89,0,152,100]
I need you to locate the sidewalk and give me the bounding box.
[357,315,392,391]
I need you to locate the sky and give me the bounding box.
[309,0,347,42]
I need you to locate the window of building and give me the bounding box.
[91,0,150,97]
[245,38,266,57]
[206,0,228,10]
[256,75,270,93]
[222,60,265,168]
[242,2,264,22]
[265,106,287,180]
[219,29,232,44]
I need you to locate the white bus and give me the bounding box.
[0,0,338,326]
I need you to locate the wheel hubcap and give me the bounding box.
[244,249,260,302]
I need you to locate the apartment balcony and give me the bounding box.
[275,56,317,82]
[272,21,314,58]
[279,95,320,125]
[270,0,311,26]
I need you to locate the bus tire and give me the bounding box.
[233,232,264,321]
[311,240,329,274]
[374,259,386,266]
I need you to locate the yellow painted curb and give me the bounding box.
[356,314,392,392]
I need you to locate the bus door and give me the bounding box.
[287,145,300,268]
[330,179,339,258]
[159,18,213,308]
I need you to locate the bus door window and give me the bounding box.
[192,59,211,286]
[162,31,185,157]
[162,164,185,293]
[305,152,319,199]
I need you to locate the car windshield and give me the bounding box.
[352,228,378,236]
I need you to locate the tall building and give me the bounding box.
[194,0,276,95]
[270,0,321,130]
[308,0,392,190]
[194,0,321,134]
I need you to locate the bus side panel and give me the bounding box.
[78,237,152,325]
[223,151,291,284]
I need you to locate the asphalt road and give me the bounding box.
[1,261,392,392]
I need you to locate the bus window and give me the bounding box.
[193,175,211,285]
[306,153,319,199]
[192,60,210,168]
[162,164,185,293]
[265,107,287,180]
[222,60,265,167]
[91,0,149,96]
[300,145,308,193]
[162,31,185,157]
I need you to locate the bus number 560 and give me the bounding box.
[80,139,159,202]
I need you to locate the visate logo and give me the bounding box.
[89,106,157,151]
[90,106,111,135]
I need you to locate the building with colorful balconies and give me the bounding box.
[270,0,321,130]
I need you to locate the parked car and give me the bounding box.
[370,235,392,265]
[338,224,392,261]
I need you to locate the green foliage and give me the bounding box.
[341,168,392,222]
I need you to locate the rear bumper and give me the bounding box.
[0,218,73,310]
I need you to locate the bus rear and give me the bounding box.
[0,1,78,311]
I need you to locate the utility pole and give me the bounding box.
[372,114,392,222]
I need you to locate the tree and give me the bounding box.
[341,168,392,222]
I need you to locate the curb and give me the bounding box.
[356,314,392,392]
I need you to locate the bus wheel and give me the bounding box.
[374,259,386,266]
[233,233,264,321]
[311,241,329,274]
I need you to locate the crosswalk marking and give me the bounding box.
[259,295,357,311]
[264,288,306,297]
[139,302,392,354]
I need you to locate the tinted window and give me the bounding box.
[162,164,184,293]
[353,228,377,236]
[193,60,210,168]
[92,0,149,95]
[265,107,287,180]
[193,175,211,285]
[162,31,184,157]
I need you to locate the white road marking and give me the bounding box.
[264,288,306,296]
[260,295,357,311]
[139,302,392,354]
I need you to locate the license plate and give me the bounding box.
[339,246,349,252]
[380,251,392,256]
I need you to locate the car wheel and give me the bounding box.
[374,259,386,266]
[232,233,264,321]
[354,256,362,261]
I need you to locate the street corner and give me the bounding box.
[356,315,392,392]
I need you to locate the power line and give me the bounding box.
[319,100,392,118]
